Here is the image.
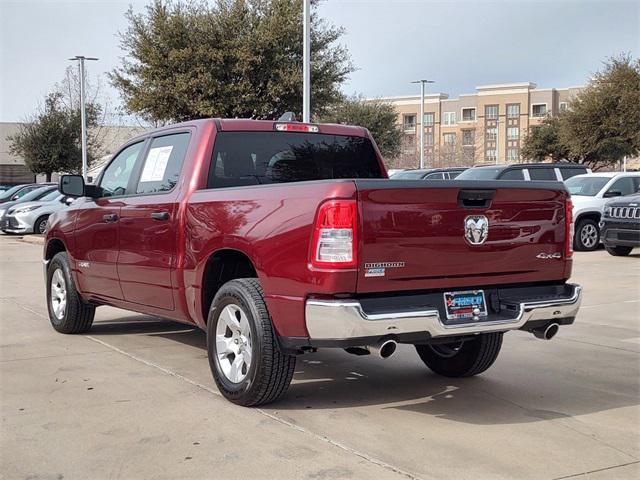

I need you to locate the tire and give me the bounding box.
[34,215,49,234]
[574,218,600,251]
[415,332,503,377]
[207,278,296,406]
[46,252,95,334]
[605,245,633,256]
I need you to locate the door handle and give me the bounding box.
[150,211,170,221]
[103,213,119,223]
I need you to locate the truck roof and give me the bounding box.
[132,118,368,139]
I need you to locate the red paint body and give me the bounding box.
[45,119,572,339]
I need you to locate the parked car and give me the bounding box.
[1,191,72,234]
[565,172,640,251]
[390,167,467,180]
[0,185,58,223]
[456,163,590,181]
[599,194,640,256]
[45,118,582,407]
[0,183,47,205]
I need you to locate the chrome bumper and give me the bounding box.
[305,284,582,340]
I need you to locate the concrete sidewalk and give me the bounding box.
[1,235,639,479]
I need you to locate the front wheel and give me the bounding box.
[574,218,600,251]
[34,215,49,234]
[605,245,633,256]
[47,252,95,334]
[415,332,503,377]
[207,278,296,406]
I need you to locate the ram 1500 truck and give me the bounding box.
[45,118,582,406]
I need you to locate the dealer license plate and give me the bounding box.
[443,290,488,320]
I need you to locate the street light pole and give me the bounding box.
[69,56,98,182]
[302,0,311,123]
[411,79,434,169]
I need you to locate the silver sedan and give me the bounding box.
[1,192,73,234]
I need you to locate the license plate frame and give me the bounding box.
[443,290,488,320]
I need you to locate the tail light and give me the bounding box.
[565,197,573,258]
[310,200,357,268]
[275,123,319,133]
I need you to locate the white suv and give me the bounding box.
[565,172,640,251]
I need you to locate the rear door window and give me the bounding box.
[207,132,382,188]
[560,167,587,180]
[528,167,557,181]
[424,172,445,179]
[136,133,190,194]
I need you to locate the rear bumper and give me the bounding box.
[302,283,581,345]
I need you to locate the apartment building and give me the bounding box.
[379,82,582,168]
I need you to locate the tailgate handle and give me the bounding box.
[458,189,495,208]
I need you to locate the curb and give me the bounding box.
[20,235,45,246]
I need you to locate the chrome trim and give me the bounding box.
[305,284,582,340]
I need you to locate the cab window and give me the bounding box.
[136,133,190,194]
[99,142,144,197]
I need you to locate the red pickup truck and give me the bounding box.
[45,118,582,406]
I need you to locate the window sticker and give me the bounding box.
[140,145,173,182]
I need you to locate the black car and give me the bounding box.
[600,194,640,256]
[390,167,468,180]
[455,163,589,181]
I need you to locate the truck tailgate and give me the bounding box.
[355,179,570,293]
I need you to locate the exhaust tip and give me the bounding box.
[533,323,559,340]
[378,340,397,359]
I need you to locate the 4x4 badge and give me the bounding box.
[464,215,489,245]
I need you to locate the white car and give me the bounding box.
[565,172,640,251]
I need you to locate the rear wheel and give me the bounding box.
[207,278,296,406]
[34,215,49,234]
[574,218,599,251]
[415,333,503,377]
[46,252,95,334]
[605,245,633,256]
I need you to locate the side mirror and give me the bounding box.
[59,175,85,197]
[603,190,622,198]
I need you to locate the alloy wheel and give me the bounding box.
[50,269,67,320]
[215,304,253,383]
[580,224,598,248]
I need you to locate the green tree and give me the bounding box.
[522,55,640,169]
[321,97,402,159]
[521,117,570,162]
[110,0,354,123]
[7,87,101,182]
[558,55,640,169]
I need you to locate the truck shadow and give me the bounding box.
[87,316,639,426]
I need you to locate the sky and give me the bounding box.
[0,0,638,123]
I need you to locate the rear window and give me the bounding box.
[456,167,503,180]
[207,132,382,188]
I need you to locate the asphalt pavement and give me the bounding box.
[1,234,639,480]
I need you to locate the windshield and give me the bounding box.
[456,167,503,180]
[38,190,62,202]
[207,132,382,188]
[14,186,55,203]
[565,176,610,196]
[0,184,28,200]
[392,170,427,179]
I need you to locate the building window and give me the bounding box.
[462,108,476,121]
[507,104,520,118]
[531,104,547,117]
[486,127,497,141]
[485,149,497,162]
[425,132,434,146]
[443,133,456,144]
[507,127,519,140]
[507,148,519,161]
[443,111,456,126]
[403,114,416,129]
[462,129,475,146]
[423,112,434,126]
[485,105,498,119]
[559,102,568,112]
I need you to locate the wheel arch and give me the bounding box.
[200,248,258,325]
[575,211,601,224]
[45,237,67,261]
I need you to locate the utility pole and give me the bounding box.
[411,80,434,169]
[69,56,98,182]
[302,0,311,123]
